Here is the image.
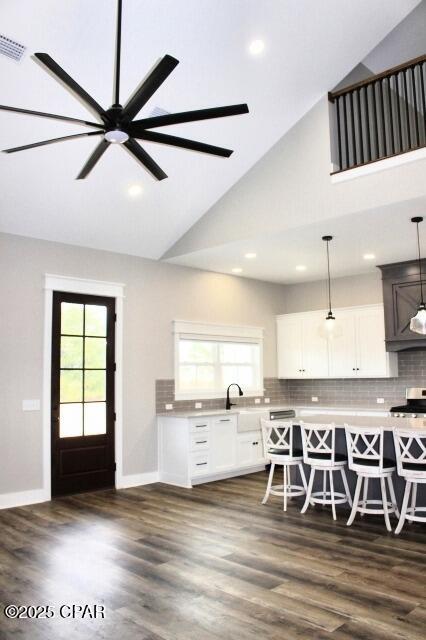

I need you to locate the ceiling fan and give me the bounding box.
[0,0,249,180]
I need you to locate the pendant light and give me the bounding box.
[323,235,335,331]
[409,216,426,335]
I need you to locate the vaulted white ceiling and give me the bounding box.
[0,0,420,259]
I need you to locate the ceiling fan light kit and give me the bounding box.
[0,0,249,180]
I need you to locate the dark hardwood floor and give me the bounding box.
[0,471,425,639]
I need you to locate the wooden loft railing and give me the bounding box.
[328,54,426,174]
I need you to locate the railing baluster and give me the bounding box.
[379,79,387,156]
[403,69,412,149]
[365,85,372,161]
[387,75,395,155]
[329,54,426,173]
[372,82,380,158]
[411,65,420,147]
[356,88,364,164]
[336,96,342,171]
[349,91,356,166]
[343,93,349,169]
[420,62,426,145]
[396,72,403,152]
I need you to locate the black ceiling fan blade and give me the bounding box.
[122,55,179,121]
[123,138,167,180]
[130,129,233,157]
[132,103,249,129]
[76,139,110,180]
[34,53,106,120]
[0,105,104,128]
[3,131,103,154]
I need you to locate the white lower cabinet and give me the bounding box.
[159,414,266,487]
[237,431,264,467]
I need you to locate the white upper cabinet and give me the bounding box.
[277,304,398,379]
[277,312,328,378]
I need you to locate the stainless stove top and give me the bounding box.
[390,387,426,417]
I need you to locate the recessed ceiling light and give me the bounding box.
[363,253,376,260]
[232,268,243,274]
[249,39,265,56]
[245,252,257,259]
[295,265,307,271]
[128,184,143,197]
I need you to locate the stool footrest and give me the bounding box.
[310,490,349,506]
[270,484,305,499]
[357,499,398,516]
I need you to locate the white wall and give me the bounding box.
[0,232,287,498]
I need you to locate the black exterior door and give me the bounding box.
[51,291,116,497]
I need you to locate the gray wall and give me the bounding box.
[0,232,288,496]
[282,271,383,313]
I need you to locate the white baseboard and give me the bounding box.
[117,471,159,489]
[0,488,49,510]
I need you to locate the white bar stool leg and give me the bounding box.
[409,482,417,524]
[298,463,308,493]
[329,470,336,521]
[380,476,392,532]
[322,470,327,502]
[283,464,288,512]
[340,467,352,507]
[395,481,411,535]
[387,476,400,518]
[347,475,362,526]
[262,462,275,504]
[361,477,369,517]
[301,468,315,514]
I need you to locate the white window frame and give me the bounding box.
[173,320,264,400]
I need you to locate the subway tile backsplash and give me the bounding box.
[156,350,426,413]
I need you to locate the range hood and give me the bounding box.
[378,259,426,351]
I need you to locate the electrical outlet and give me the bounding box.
[195,402,202,409]
[264,398,270,404]
[254,398,261,404]
[376,398,385,404]
[165,403,173,410]
[311,396,319,402]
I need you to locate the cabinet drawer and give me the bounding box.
[190,452,210,476]
[190,433,210,451]
[211,415,237,428]
[189,418,210,433]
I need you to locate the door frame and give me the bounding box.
[43,274,125,500]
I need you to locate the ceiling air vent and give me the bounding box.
[0,34,26,62]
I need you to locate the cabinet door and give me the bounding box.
[328,311,357,377]
[211,417,237,472]
[356,307,388,377]
[302,314,329,378]
[237,431,265,467]
[277,316,303,378]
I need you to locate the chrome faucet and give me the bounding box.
[225,383,243,410]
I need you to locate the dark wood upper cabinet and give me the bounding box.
[378,259,426,351]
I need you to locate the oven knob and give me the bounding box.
[394,413,400,417]
[411,413,417,418]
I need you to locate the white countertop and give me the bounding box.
[299,413,426,431]
[157,404,392,419]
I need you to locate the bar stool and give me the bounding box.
[260,419,307,511]
[300,422,352,520]
[345,424,399,532]
[393,428,426,535]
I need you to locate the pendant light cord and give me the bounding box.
[417,221,425,305]
[326,239,332,314]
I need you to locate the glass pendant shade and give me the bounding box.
[409,216,426,335]
[325,311,336,332]
[410,303,426,335]
[322,235,335,331]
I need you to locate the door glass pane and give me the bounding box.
[61,337,83,368]
[60,403,83,438]
[84,402,106,435]
[85,305,107,337]
[84,370,106,402]
[60,370,83,403]
[61,303,84,335]
[85,338,106,369]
